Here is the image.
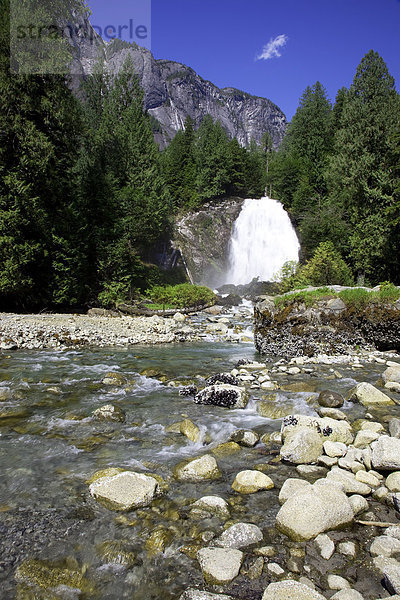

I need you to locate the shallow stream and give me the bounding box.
[1,308,399,599]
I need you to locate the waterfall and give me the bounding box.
[224,196,300,285]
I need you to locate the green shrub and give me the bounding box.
[378,281,400,303]
[296,241,354,287]
[146,283,216,309]
[275,287,335,308]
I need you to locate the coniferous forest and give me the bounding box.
[1,0,400,311]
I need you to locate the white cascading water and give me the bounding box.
[224,196,300,285]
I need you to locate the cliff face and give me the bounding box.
[173,197,244,287]
[69,17,287,148]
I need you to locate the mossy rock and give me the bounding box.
[145,527,174,557]
[256,399,295,419]
[0,406,31,420]
[97,540,136,567]
[86,468,125,485]
[15,558,94,596]
[211,442,241,458]
[101,372,128,386]
[281,382,317,393]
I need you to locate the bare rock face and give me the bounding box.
[69,17,287,149]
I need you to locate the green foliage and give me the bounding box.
[338,283,400,308]
[296,242,354,287]
[274,287,335,308]
[146,284,216,309]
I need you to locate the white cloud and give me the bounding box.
[256,34,288,60]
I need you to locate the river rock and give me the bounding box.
[386,472,400,492]
[191,496,230,519]
[370,535,400,557]
[348,494,369,515]
[216,522,263,549]
[231,470,274,493]
[276,481,354,541]
[331,591,364,600]
[372,436,400,470]
[326,467,371,495]
[317,407,348,420]
[349,382,395,406]
[101,372,127,386]
[315,533,335,559]
[174,454,221,482]
[353,429,380,448]
[383,366,400,384]
[280,426,323,464]
[92,404,126,422]
[318,390,344,408]
[389,418,400,438]
[194,384,248,409]
[328,575,351,590]
[323,441,347,457]
[180,419,201,443]
[197,547,243,585]
[261,580,327,600]
[279,478,312,504]
[281,414,354,445]
[88,469,159,511]
[229,429,259,447]
[179,590,235,600]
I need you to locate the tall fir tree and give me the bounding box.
[327,50,399,282]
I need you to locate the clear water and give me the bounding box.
[224,197,300,285]
[0,337,397,599]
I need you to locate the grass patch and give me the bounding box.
[274,287,335,308]
[145,283,216,310]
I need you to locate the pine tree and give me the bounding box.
[327,50,399,281]
[195,116,230,201]
[161,116,197,208]
[0,0,87,309]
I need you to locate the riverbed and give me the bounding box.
[1,305,400,599]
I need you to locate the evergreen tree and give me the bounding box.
[327,50,399,282]
[195,115,231,200]
[0,0,87,309]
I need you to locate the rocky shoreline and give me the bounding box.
[3,301,400,599]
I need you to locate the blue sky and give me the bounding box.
[87,0,400,120]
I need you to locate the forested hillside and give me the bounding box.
[268,50,400,285]
[0,0,269,310]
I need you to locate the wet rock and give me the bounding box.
[97,539,136,566]
[206,373,240,386]
[281,414,354,445]
[88,469,159,511]
[180,419,201,443]
[318,390,344,408]
[15,558,94,597]
[92,404,126,423]
[179,386,198,397]
[216,522,263,549]
[197,547,243,585]
[211,442,241,458]
[191,496,230,519]
[261,580,326,600]
[145,526,173,557]
[194,384,248,409]
[0,405,30,419]
[174,454,221,482]
[317,407,348,420]
[383,366,400,385]
[280,426,323,465]
[257,397,295,419]
[229,429,259,447]
[372,436,400,470]
[101,372,127,386]
[232,470,274,493]
[349,382,395,406]
[315,533,335,559]
[276,481,354,541]
[179,590,235,600]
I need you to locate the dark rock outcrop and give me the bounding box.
[68,16,287,148]
[254,291,400,358]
